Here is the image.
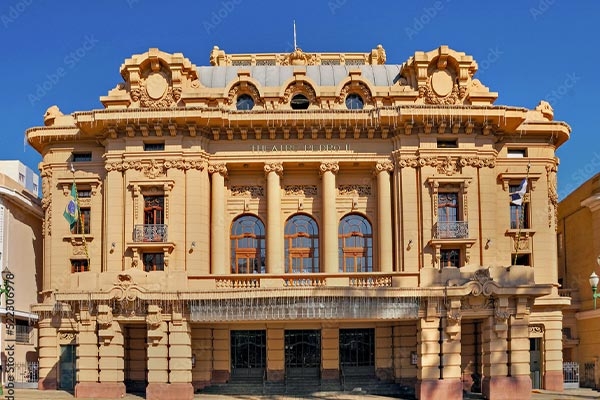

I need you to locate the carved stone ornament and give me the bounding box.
[338,185,371,196]
[40,167,52,237]
[468,268,499,297]
[59,332,76,344]
[280,48,316,66]
[319,162,339,175]
[375,161,394,173]
[264,162,283,176]
[97,305,113,329]
[398,156,495,171]
[208,163,228,177]
[338,81,372,105]
[231,185,264,197]
[105,159,167,179]
[529,324,544,334]
[546,164,558,230]
[419,70,467,105]
[227,82,262,106]
[282,81,317,104]
[146,308,163,329]
[163,159,206,171]
[137,70,180,108]
[284,185,318,196]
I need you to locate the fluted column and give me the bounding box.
[320,162,339,274]
[208,164,228,275]
[376,161,394,272]
[264,163,284,274]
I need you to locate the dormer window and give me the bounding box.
[345,94,364,110]
[236,94,255,110]
[290,94,310,110]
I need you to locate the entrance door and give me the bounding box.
[285,330,321,378]
[124,326,147,393]
[339,328,375,377]
[230,330,266,380]
[59,345,76,391]
[530,338,542,389]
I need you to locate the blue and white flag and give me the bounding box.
[510,178,528,206]
[63,183,79,229]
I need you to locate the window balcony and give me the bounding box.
[434,221,469,239]
[133,224,168,242]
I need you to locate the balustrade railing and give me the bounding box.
[434,221,469,239]
[133,224,168,242]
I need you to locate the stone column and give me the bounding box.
[320,162,339,274]
[146,306,169,400]
[375,161,394,273]
[37,317,58,389]
[156,319,194,400]
[264,162,284,274]
[416,315,462,400]
[509,305,532,399]
[97,313,125,397]
[321,327,339,381]
[543,311,565,391]
[74,314,100,397]
[104,165,125,272]
[208,164,227,275]
[266,327,284,382]
[481,314,509,400]
[186,163,209,275]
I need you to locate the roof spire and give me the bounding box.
[293,20,298,50]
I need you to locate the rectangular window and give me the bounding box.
[143,253,164,271]
[18,173,25,183]
[71,258,89,273]
[77,189,91,198]
[437,139,458,148]
[440,249,461,268]
[507,149,527,158]
[509,184,529,229]
[71,207,90,234]
[72,152,92,162]
[144,142,165,151]
[16,320,32,344]
[511,253,530,266]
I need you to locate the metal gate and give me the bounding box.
[563,362,579,389]
[581,362,596,389]
[6,362,39,388]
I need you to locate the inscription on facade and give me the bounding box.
[251,144,351,152]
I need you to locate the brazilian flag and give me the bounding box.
[63,183,79,229]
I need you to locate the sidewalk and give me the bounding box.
[5,388,600,399]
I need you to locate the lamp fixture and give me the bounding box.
[590,256,600,310]
[407,240,413,251]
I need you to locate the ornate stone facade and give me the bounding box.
[28,45,570,400]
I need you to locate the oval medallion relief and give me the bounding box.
[146,72,168,100]
[431,69,453,97]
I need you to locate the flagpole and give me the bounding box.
[70,164,90,270]
[512,163,531,266]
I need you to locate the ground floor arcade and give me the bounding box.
[32,294,564,400]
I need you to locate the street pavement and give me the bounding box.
[5,388,600,399]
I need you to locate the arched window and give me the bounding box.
[338,214,373,273]
[285,214,319,273]
[236,94,255,110]
[345,94,364,110]
[290,94,310,110]
[230,215,265,274]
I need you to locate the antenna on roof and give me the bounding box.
[293,20,298,50]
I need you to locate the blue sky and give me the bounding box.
[1,1,597,199]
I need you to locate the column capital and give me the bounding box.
[208,163,228,177]
[375,160,394,174]
[264,162,283,176]
[319,161,339,176]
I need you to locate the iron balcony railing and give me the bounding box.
[133,224,168,242]
[434,221,469,239]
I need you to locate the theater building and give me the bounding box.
[27,45,570,400]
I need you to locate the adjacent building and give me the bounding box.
[0,160,43,388]
[26,45,570,400]
[558,172,600,389]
